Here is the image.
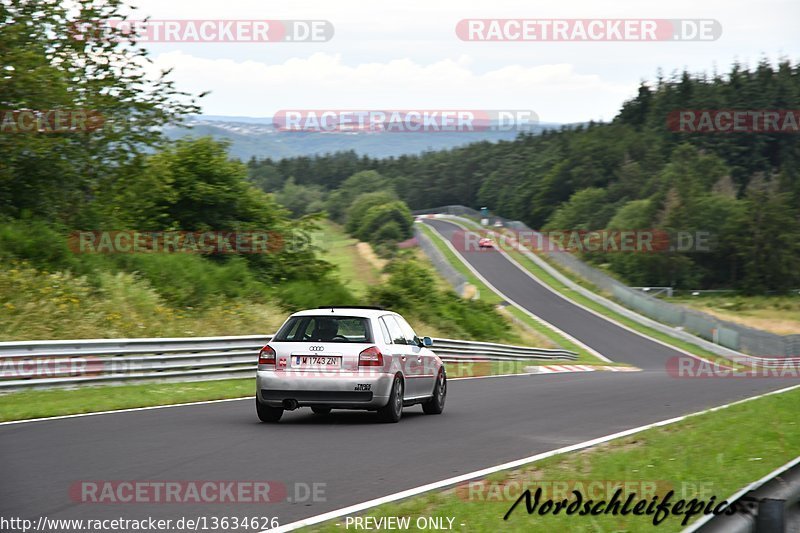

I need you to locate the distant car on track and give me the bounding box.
[256,307,446,423]
[478,237,495,249]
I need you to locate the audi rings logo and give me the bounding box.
[309,346,325,352]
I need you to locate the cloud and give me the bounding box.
[148,51,635,122]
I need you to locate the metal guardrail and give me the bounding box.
[415,225,471,297]
[0,335,577,391]
[686,456,800,532]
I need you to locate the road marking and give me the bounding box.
[267,382,800,533]
[435,217,732,368]
[0,370,608,426]
[524,364,641,374]
[0,396,254,426]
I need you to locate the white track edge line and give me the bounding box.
[0,396,254,426]
[440,217,724,367]
[0,370,593,427]
[268,382,800,533]
[422,221,611,363]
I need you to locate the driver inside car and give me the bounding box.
[313,318,340,341]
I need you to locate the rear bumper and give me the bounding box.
[256,369,394,409]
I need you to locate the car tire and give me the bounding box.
[256,399,283,423]
[311,407,332,415]
[377,376,403,423]
[422,371,446,415]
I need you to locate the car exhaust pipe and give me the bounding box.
[282,399,299,411]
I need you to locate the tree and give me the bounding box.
[325,170,393,222]
[275,177,326,217]
[0,0,202,223]
[545,188,614,230]
[345,191,397,235]
[355,201,413,243]
[737,190,800,292]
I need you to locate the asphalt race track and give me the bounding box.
[0,218,796,529]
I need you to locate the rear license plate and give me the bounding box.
[294,356,341,368]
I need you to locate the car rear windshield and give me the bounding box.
[273,316,373,343]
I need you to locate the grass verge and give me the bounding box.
[307,384,800,533]
[0,379,253,422]
[667,294,800,336]
[0,361,627,422]
[312,220,381,297]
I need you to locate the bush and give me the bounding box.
[0,219,77,272]
[372,221,404,243]
[0,261,287,340]
[108,254,269,308]
[368,257,512,341]
[355,202,413,243]
[325,170,393,223]
[275,277,359,311]
[345,191,397,234]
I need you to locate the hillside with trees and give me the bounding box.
[248,61,800,292]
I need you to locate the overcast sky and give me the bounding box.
[119,0,798,123]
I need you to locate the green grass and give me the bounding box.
[312,220,380,297]
[307,384,800,532]
[667,294,800,336]
[418,224,607,364]
[417,224,501,305]
[0,378,254,422]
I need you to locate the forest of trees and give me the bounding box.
[248,61,800,292]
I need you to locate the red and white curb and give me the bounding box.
[524,364,641,374]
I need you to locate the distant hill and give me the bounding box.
[163,115,559,159]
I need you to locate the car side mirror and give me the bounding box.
[422,336,433,347]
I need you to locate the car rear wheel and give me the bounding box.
[377,376,403,423]
[422,371,446,415]
[256,399,283,423]
[311,407,332,415]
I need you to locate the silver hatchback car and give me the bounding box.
[256,307,446,423]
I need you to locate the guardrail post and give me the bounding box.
[755,498,784,532]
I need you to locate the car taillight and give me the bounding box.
[359,346,383,367]
[258,345,276,366]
